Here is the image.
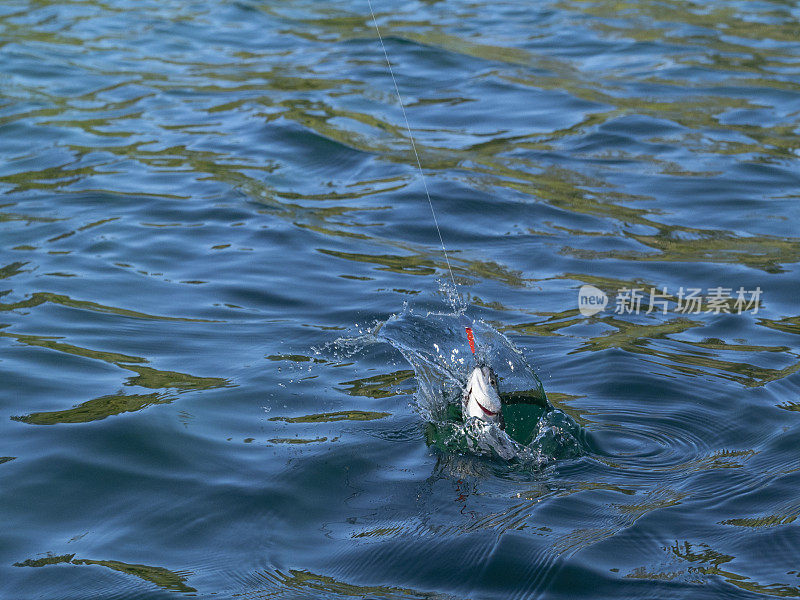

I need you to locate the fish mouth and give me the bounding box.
[475,399,499,418]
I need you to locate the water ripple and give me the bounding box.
[3,0,800,598]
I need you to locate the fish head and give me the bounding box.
[464,365,503,427]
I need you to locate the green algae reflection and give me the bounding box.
[669,540,800,597]
[270,410,391,423]
[248,567,432,600]
[12,392,173,425]
[14,553,196,594]
[336,369,414,399]
[0,291,218,323]
[4,329,230,425]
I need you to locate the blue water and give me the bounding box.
[2,0,800,598]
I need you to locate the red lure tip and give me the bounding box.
[465,327,476,354]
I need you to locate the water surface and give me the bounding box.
[2,0,800,598]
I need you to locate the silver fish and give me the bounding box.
[462,365,504,429]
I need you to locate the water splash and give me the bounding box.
[369,306,584,465]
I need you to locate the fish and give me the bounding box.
[462,365,504,429]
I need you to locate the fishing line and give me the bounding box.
[366,0,459,292]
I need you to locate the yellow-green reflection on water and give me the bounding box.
[14,554,196,593]
[669,540,800,597]
[270,410,392,423]
[0,292,219,322]
[12,392,173,425]
[244,567,434,600]
[268,437,329,444]
[336,369,414,398]
[2,0,799,597]
[4,326,230,425]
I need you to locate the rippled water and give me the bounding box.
[2,0,800,598]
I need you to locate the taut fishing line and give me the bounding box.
[366,1,477,353]
[366,0,459,293]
